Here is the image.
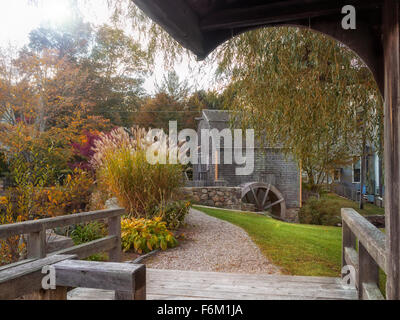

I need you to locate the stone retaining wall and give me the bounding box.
[182,187,244,210]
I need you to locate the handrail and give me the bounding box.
[341,208,386,300]
[0,207,124,263]
[0,208,124,239]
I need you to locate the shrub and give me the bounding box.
[95,127,185,218]
[70,221,108,262]
[121,217,178,254]
[152,201,191,230]
[71,221,107,245]
[298,196,341,226]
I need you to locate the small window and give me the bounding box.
[352,159,361,183]
[333,169,341,182]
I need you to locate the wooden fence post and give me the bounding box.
[342,220,356,271]
[27,226,46,259]
[114,265,146,300]
[108,215,121,262]
[358,241,379,300]
[26,226,67,300]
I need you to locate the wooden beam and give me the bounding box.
[341,208,386,273]
[27,227,46,259]
[53,260,146,300]
[0,208,124,239]
[383,0,400,301]
[200,0,382,31]
[49,236,118,260]
[0,254,75,300]
[132,0,206,58]
[359,241,380,300]
[108,216,122,262]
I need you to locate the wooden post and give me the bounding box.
[342,221,356,271]
[108,215,121,262]
[299,161,302,208]
[383,0,400,300]
[215,149,219,181]
[27,227,46,259]
[360,141,366,210]
[358,241,379,300]
[115,265,146,300]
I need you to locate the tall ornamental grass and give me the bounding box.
[94,127,185,218]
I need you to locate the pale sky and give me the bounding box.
[0,0,217,94]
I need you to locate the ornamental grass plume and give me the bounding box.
[93,126,187,218]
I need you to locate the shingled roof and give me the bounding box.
[202,109,230,123]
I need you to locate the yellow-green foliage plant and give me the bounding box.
[94,127,185,218]
[121,217,178,253]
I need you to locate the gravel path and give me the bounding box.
[144,208,280,274]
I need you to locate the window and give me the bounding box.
[333,169,341,183]
[352,159,361,183]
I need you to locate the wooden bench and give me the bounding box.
[0,208,147,300]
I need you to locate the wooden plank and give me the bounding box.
[68,288,115,300]
[147,269,341,285]
[383,0,400,300]
[0,254,76,300]
[69,288,346,301]
[108,216,121,262]
[145,286,356,300]
[66,269,357,301]
[147,274,346,291]
[200,0,382,31]
[27,227,46,259]
[0,259,36,272]
[27,286,68,300]
[146,281,357,300]
[362,283,385,300]
[49,236,118,260]
[147,275,346,291]
[342,219,356,270]
[132,0,206,58]
[53,260,145,294]
[359,242,380,299]
[341,208,386,272]
[344,247,359,277]
[0,208,124,239]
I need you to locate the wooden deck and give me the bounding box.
[67,268,358,300]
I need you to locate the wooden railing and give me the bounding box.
[0,208,149,300]
[341,208,386,300]
[0,208,124,263]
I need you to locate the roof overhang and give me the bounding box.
[132,0,383,59]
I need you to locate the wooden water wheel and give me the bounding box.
[241,182,286,219]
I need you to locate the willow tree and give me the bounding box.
[214,27,383,187]
[109,1,383,189]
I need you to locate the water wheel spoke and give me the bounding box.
[250,185,261,209]
[263,198,284,210]
[260,184,271,209]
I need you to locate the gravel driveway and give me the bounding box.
[144,208,280,274]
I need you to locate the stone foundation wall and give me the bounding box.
[182,187,299,223]
[182,187,243,210]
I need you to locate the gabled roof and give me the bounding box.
[202,109,230,123]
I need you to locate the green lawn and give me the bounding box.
[193,204,387,295]
[194,205,342,277]
[321,193,384,216]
